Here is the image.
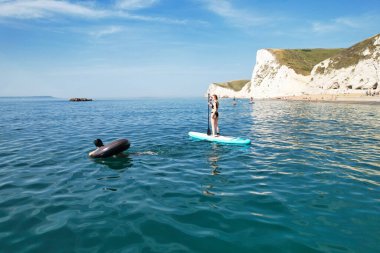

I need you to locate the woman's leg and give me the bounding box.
[211,116,216,136]
[216,117,219,135]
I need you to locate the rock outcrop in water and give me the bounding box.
[207,33,380,99]
[69,98,93,102]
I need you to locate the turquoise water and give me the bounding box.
[0,97,379,253]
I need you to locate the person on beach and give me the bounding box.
[210,95,220,136]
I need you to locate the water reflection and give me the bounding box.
[202,144,222,196]
[208,143,220,175]
[203,184,216,196]
[92,156,133,170]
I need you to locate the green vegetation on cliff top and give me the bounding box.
[323,33,380,72]
[270,33,379,76]
[269,48,344,76]
[213,80,250,92]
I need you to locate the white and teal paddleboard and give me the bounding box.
[188,131,251,145]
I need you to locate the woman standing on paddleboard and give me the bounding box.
[210,94,220,136]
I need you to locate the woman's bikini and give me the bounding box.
[212,101,219,117]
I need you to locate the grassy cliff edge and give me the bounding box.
[269,48,344,76]
[213,80,251,92]
[269,33,379,76]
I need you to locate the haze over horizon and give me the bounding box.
[1,0,379,98]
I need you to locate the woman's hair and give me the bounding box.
[212,94,219,109]
[94,139,104,147]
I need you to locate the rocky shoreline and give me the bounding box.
[271,93,380,103]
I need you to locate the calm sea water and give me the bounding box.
[0,97,379,253]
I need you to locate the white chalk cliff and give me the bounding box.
[207,33,380,98]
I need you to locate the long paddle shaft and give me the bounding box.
[207,93,211,135]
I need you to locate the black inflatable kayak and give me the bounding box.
[90,139,130,158]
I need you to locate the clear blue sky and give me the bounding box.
[0,0,379,98]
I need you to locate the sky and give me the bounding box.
[0,0,379,98]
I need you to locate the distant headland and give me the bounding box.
[0,96,55,99]
[207,33,380,102]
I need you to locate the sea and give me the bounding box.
[0,97,379,253]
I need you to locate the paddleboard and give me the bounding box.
[188,131,251,145]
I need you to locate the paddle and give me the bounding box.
[207,93,211,135]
